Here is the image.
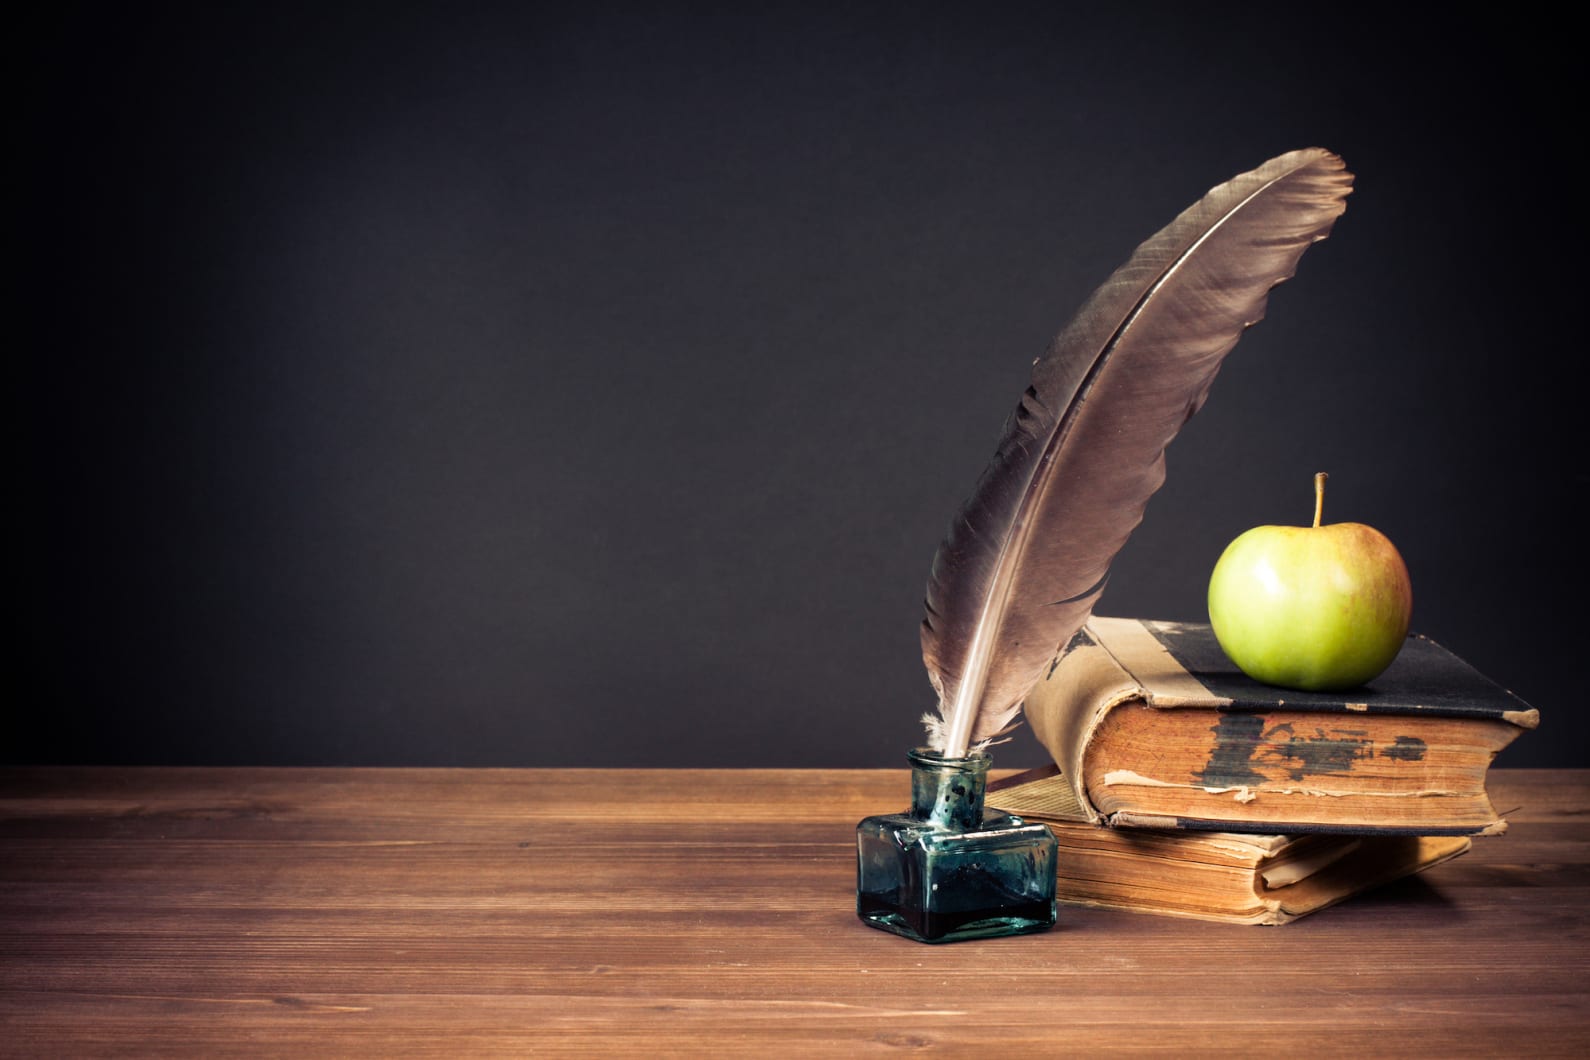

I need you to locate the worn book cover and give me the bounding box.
[1023,617,1539,835]
[988,765,1472,925]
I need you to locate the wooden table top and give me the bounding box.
[2,767,1586,1056]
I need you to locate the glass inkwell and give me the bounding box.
[856,748,1057,943]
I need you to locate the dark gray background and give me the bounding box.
[20,3,1578,768]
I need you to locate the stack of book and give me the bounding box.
[988,617,1539,925]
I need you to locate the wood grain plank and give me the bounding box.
[2,768,1586,1057]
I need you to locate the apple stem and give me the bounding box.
[1313,472,1327,529]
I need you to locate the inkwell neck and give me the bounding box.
[908,749,989,830]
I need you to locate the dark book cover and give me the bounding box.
[1141,619,1539,724]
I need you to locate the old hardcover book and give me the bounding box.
[1023,617,1538,835]
[988,765,1471,924]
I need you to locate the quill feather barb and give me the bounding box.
[921,148,1353,758]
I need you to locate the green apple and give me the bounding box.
[1207,473,1413,692]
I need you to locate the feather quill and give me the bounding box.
[921,148,1353,758]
